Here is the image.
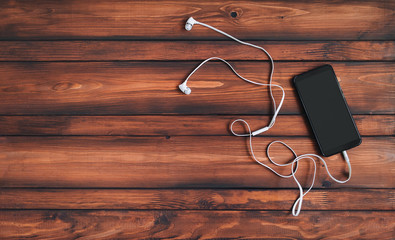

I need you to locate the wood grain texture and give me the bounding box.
[0,136,393,188]
[1,0,394,238]
[0,115,393,136]
[0,210,393,239]
[0,0,394,40]
[0,189,393,210]
[1,41,394,61]
[1,62,393,115]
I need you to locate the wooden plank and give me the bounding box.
[0,115,393,136]
[0,41,394,61]
[0,189,393,210]
[0,1,394,40]
[0,136,393,188]
[0,210,393,239]
[0,62,393,115]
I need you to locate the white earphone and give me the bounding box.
[180,17,282,136]
[179,17,351,216]
[184,17,197,31]
[178,82,191,95]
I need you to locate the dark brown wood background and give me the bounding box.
[0,0,394,239]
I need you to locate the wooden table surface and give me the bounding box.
[0,0,394,239]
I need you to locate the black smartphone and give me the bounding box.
[293,65,361,157]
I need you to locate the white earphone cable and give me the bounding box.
[231,119,351,216]
[184,19,283,135]
[182,18,352,216]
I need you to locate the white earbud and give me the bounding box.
[178,82,191,95]
[185,17,197,31]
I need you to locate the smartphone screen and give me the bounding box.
[293,65,361,156]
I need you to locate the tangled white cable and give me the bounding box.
[231,119,351,216]
[179,17,352,216]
